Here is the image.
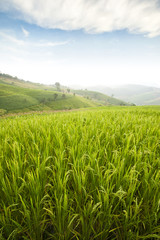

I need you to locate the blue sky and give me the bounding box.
[0,0,160,87]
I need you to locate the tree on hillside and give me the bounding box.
[53,93,58,101]
[62,94,66,98]
[67,88,70,93]
[55,82,61,91]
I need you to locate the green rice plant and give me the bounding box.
[0,106,160,239]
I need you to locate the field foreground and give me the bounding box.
[0,106,160,239]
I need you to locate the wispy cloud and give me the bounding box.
[0,31,69,48]
[1,0,160,37]
[0,32,25,45]
[22,27,29,37]
[36,40,70,47]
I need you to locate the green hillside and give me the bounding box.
[0,73,56,90]
[0,75,100,114]
[0,74,132,115]
[0,83,99,113]
[72,89,133,106]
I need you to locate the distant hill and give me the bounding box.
[0,73,132,114]
[88,84,160,105]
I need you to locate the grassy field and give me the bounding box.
[0,106,160,239]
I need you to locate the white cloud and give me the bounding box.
[22,27,29,37]
[1,0,160,37]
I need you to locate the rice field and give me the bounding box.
[0,106,160,240]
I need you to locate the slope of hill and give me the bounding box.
[0,74,133,114]
[0,83,100,114]
[88,84,160,105]
[72,89,133,106]
[0,73,56,90]
[0,73,101,114]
